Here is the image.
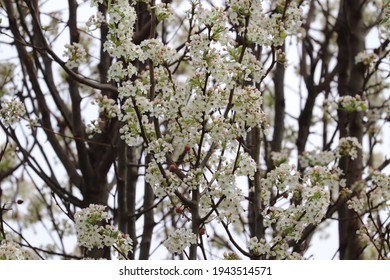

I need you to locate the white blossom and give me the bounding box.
[0,99,26,126]
[86,119,102,138]
[92,93,120,119]
[355,51,379,70]
[336,137,362,160]
[155,2,173,21]
[86,11,105,31]
[74,204,133,258]
[338,95,368,112]
[0,240,39,260]
[63,43,87,68]
[163,228,197,255]
[299,150,336,168]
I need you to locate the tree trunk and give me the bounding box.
[336,0,366,260]
[247,127,265,259]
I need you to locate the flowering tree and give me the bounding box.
[0,0,389,260]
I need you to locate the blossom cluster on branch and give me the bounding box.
[0,0,389,260]
[71,0,388,258]
[80,0,308,257]
[0,240,39,260]
[74,204,133,259]
[0,99,26,126]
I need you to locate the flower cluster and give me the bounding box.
[300,184,330,224]
[140,39,178,65]
[240,48,265,84]
[63,43,87,68]
[92,93,120,119]
[231,86,267,134]
[348,171,390,214]
[163,228,197,255]
[336,137,362,160]
[146,138,174,164]
[247,236,272,257]
[88,0,320,260]
[107,61,129,82]
[338,95,368,113]
[114,234,134,260]
[74,204,109,250]
[228,0,303,46]
[0,240,38,260]
[197,5,228,42]
[349,170,390,257]
[298,150,336,168]
[261,163,300,196]
[271,150,290,166]
[207,172,246,224]
[102,0,138,61]
[247,236,306,259]
[236,152,257,179]
[86,119,102,138]
[74,204,133,258]
[0,143,17,172]
[0,99,26,126]
[86,11,105,31]
[155,2,174,22]
[112,3,269,159]
[355,51,378,70]
[281,1,304,38]
[303,165,343,202]
[382,0,390,38]
[258,160,338,248]
[145,159,169,198]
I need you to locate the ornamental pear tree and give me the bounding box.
[0,0,389,260]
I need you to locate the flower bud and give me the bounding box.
[169,163,177,172]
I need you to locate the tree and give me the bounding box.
[0,0,389,260]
